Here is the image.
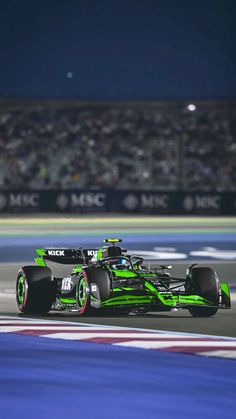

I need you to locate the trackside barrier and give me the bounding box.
[0,190,235,215]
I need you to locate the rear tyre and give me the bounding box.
[185,267,219,317]
[16,266,55,314]
[76,268,111,316]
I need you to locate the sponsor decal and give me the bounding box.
[56,192,106,211]
[123,194,139,210]
[56,194,69,210]
[61,276,73,291]
[183,196,194,211]
[140,194,169,209]
[0,193,40,211]
[87,250,97,257]
[183,195,221,213]
[47,250,65,256]
[8,193,39,207]
[122,193,169,211]
[70,193,106,208]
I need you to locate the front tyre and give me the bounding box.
[186,267,219,317]
[76,268,111,316]
[16,266,55,314]
[76,274,91,315]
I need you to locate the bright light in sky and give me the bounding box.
[66,72,73,79]
[187,103,196,111]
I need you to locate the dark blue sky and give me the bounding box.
[0,0,235,99]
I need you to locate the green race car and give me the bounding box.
[16,238,231,317]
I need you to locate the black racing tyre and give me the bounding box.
[76,267,111,316]
[185,267,219,317]
[16,266,55,314]
[85,267,111,300]
[76,274,91,316]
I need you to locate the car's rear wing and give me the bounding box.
[35,248,98,265]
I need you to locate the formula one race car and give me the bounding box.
[16,238,231,317]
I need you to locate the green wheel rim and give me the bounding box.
[78,277,87,307]
[17,275,25,305]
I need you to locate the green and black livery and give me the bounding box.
[16,238,231,317]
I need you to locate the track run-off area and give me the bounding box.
[0,215,236,418]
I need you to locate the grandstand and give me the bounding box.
[0,100,235,192]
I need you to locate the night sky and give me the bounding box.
[0,0,235,100]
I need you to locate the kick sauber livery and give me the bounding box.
[16,238,231,317]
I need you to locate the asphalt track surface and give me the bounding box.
[1,216,236,419]
[0,215,235,337]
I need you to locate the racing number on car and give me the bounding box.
[61,276,73,291]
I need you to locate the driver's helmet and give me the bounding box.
[109,257,129,270]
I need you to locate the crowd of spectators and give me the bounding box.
[0,101,235,191]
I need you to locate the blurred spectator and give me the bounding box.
[0,101,235,191]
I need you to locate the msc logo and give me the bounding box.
[0,193,39,210]
[71,193,106,207]
[140,194,169,209]
[183,195,221,211]
[48,250,65,256]
[9,193,39,207]
[56,193,106,209]
[122,194,169,210]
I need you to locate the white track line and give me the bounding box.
[197,350,236,359]
[1,316,236,360]
[0,315,236,339]
[112,340,236,349]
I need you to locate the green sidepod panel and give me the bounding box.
[220,282,231,308]
[112,270,137,278]
[73,265,83,273]
[59,298,77,304]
